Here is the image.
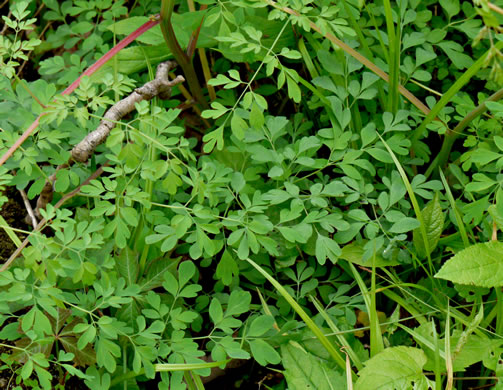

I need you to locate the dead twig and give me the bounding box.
[72,61,184,163]
[0,163,109,272]
[19,189,37,228]
[31,61,184,218]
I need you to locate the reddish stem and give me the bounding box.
[0,17,160,167]
[62,18,160,95]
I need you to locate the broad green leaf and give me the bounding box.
[315,234,341,265]
[226,290,251,316]
[249,339,280,366]
[389,217,420,233]
[340,241,400,267]
[116,247,138,286]
[209,298,223,324]
[178,261,195,289]
[215,250,239,286]
[96,337,120,373]
[435,242,503,287]
[163,270,179,296]
[439,0,460,18]
[231,113,247,140]
[470,149,502,165]
[355,347,427,390]
[107,17,165,45]
[413,193,444,258]
[366,147,393,163]
[248,315,275,337]
[412,323,503,372]
[437,41,474,69]
[281,341,345,390]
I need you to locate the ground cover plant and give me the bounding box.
[0,0,503,389]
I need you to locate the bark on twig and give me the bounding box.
[30,61,184,219]
[1,163,109,272]
[19,189,37,228]
[72,61,184,163]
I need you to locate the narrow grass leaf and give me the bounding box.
[246,257,350,374]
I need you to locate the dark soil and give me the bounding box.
[205,361,284,389]
[0,187,29,263]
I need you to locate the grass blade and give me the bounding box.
[0,215,22,248]
[265,0,431,116]
[245,257,350,374]
[412,40,503,144]
[439,169,470,248]
[379,134,434,276]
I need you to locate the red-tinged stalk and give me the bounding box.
[0,18,161,168]
[160,0,208,109]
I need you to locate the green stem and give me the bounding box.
[160,0,208,109]
[382,0,399,114]
[412,40,503,145]
[425,86,503,177]
[340,0,386,109]
[496,287,503,336]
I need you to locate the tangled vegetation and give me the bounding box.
[0,0,503,389]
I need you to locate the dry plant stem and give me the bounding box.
[72,61,184,163]
[0,10,11,35]
[265,0,432,117]
[488,2,503,16]
[0,164,108,272]
[32,163,70,218]
[19,189,37,228]
[0,17,160,168]
[32,62,184,218]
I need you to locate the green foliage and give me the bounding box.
[355,347,430,390]
[0,1,41,79]
[281,341,345,389]
[435,242,503,287]
[0,0,503,388]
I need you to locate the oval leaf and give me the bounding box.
[435,241,503,287]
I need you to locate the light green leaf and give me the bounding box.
[249,339,281,366]
[470,149,501,165]
[413,193,444,258]
[226,290,251,316]
[389,217,420,233]
[248,315,275,337]
[231,113,247,140]
[340,241,400,267]
[209,298,223,324]
[437,41,474,69]
[366,147,393,163]
[435,242,503,287]
[178,261,195,289]
[216,250,239,286]
[439,0,460,18]
[281,341,345,390]
[315,234,341,265]
[355,347,427,390]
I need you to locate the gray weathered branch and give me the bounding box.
[29,61,185,220]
